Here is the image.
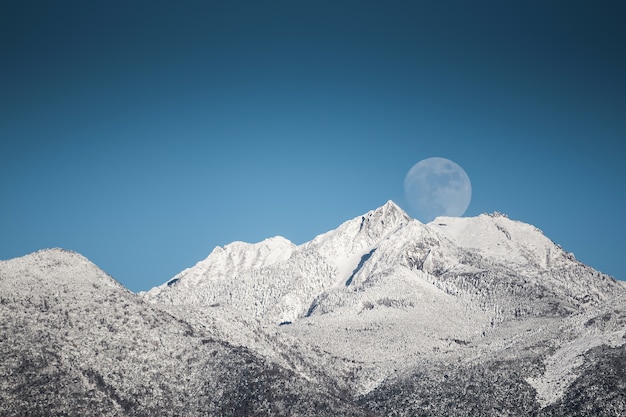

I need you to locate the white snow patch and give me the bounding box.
[430,213,562,269]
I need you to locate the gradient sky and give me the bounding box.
[2,1,625,291]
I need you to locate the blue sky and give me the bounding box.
[2,1,624,291]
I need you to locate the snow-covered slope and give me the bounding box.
[0,249,371,417]
[432,212,558,268]
[162,235,296,289]
[4,201,625,416]
[145,201,618,325]
[144,200,625,402]
[143,201,412,323]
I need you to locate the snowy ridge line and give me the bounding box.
[143,201,621,327]
[2,200,625,415]
[141,199,625,404]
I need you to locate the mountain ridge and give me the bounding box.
[143,200,620,325]
[0,247,372,416]
[2,201,625,416]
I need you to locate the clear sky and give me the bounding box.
[2,1,625,291]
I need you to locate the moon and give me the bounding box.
[403,157,472,223]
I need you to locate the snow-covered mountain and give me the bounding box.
[2,201,625,416]
[0,249,368,416]
[143,201,412,323]
[142,200,625,408]
[144,200,620,331]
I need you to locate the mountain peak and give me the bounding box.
[306,201,411,254]
[379,199,408,216]
[1,247,123,292]
[366,200,411,226]
[381,199,401,210]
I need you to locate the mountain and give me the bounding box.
[142,201,412,323]
[0,249,373,416]
[145,202,619,322]
[2,201,625,416]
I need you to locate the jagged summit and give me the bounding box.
[373,199,412,225]
[304,200,411,259]
[379,199,409,217]
[376,199,417,225]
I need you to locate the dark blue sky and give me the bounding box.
[2,1,625,291]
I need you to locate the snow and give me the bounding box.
[142,235,296,300]
[143,200,621,327]
[430,212,563,270]
[1,247,364,415]
[137,201,626,397]
[2,201,626,412]
[142,200,412,323]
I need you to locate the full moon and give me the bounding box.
[403,157,472,223]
